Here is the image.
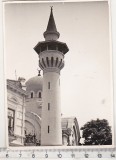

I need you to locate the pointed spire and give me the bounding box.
[44,7,60,41]
[46,7,57,33]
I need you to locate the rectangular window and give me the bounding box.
[8,109,15,136]
[48,103,50,110]
[48,126,50,133]
[48,82,50,89]
[31,92,33,98]
[39,92,41,98]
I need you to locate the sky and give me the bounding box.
[4,1,113,129]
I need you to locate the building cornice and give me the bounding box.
[7,81,27,96]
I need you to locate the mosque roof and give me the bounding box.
[26,75,43,93]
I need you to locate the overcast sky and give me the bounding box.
[4,1,113,129]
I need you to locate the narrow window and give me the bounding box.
[46,57,49,67]
[55,57,58,66]
[48,103,50,110]
[42,58,46,68]
[51,57,54,67]
[59,79,60,86]
[39,92,41,98]
[48,126,50,133]
[48,82,50,89]
[25,130,27,135]
[39,61,44,69]
[8,109,15,135]
[31,92,33,98]
[58,59,62,68]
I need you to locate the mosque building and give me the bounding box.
[7,73,80,146]
[7,8,80,146]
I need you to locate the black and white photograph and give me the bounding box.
[4,0,114,147]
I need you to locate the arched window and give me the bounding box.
[46,57,49,67]
[51,57,54,67]
[58,59,62,68]
[55,57,58,66]
[42,58,46,68]
[73,126,77,145]
[38,92,41,98]
[31,92,34,98]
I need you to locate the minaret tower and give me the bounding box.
[34,7,69,146]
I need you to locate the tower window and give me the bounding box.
[31,92,34,98]
[46,57,49,67]
[58,59,62,68]
[39,92,41,98]
[39,61,44,70]
[42,58,46,68]
[48,103,50,110]
[48,126,50,133]
[55,57,58,66]
[51,57,54,67]
[48,82,50,89]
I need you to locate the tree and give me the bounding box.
[80,119,112,145]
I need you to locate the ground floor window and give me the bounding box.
[8,108,15,135]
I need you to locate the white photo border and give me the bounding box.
[0,0,116,149]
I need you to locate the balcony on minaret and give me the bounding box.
[34,7,69,55]
[34,41,68,55]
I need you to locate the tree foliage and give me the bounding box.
[80,119,112,145]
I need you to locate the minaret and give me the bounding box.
[34,7,69,146]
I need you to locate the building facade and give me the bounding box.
[7,79,26,146]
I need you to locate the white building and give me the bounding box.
[7,79,26,146]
